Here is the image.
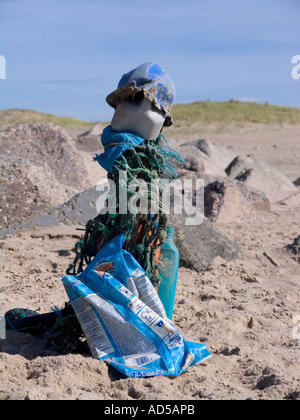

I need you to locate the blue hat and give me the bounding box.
[106,62,175,127]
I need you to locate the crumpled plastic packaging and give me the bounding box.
[61,233,211,378]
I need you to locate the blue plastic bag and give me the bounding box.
[61,234,211,378]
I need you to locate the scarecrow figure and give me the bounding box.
[5,62,183,347]
[68,62,183,288]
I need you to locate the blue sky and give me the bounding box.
[0,0,299,122]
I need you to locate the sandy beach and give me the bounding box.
[0,122,299,400]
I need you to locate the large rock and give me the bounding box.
[0,155,79,232]
[175,144,226,177]
[175,145,205,173]
[76,123,104,152]
[0,122,90,232]
[77,123,104,138]
[169,213,242,271]
[225,155,297,203]
[0,122,89,189]
[204,179,270,223]
[31,186,102,228]
[27,186,243,271]
[181,139,236,171]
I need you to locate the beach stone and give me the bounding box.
[181,139,236,171]
[76,123,104,152]
[293,177,300,186]
[77,123,104,138]
[32,186,103,227]
[204,179,270,223]
[174,145,205,172]
[255,372,280,390]
[0,122,90,232]
[225,154,297,202]
[176,144,226,177]
[0,155,79,233]
[26,185,243,271]
[169,213,242,271]
[0,122,89,189]
[282,236,300,263]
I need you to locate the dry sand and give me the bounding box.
[0,123,299,400]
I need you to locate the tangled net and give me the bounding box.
[67,134,183,287]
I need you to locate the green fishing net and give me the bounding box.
[67,134,183,287]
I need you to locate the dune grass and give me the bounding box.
[1,101,300,130]
[172,100,300,124]
[0,109,97,129]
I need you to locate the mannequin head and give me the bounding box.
[111,92,165,140]
[106,62,175,137]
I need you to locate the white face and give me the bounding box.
[111,96,165,140]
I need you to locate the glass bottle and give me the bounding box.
[158,227,179,320]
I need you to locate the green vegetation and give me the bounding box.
[1,101,300,130]
[0,109,97,129]
[172,100,300,124]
